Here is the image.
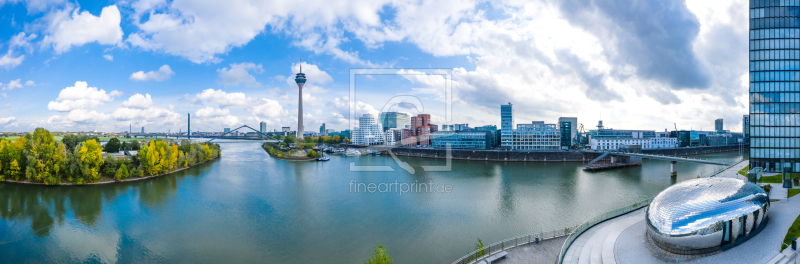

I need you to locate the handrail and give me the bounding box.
[556,197,654,264]
[450,226,577,264]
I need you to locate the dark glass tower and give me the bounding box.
[749,0,800,172]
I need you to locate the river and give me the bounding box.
[0,140,747,263]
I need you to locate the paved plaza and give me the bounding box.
[559,160,800,264]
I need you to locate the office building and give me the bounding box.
[509,121,560,150]
[474,125,499,148]
[353,114,384,145]
[141,127,144,133]
[715,118,724,133]
[281,127,290,132]
[501,103,514,149]
[749,1,800,171]
[400,114,438,147]
[379,112,411,132]
[224,128,231,134]
[558,117,578,147]
[431,130,492,149]
[743,115,750,144]
[260,122,266,136]
[320,123,326,135]
[385,128,403,146]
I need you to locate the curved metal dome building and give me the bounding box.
[646,177,769,254]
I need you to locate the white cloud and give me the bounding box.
[42,5,124,53]
[10,32,37,53]
[194,106,230,118]
[103,54,113,61]
[25,80,35,86]
[125,0,385,64]
[195,89,250,108]
[0,117,15,126]
[217,62,263,87]
[121,93,153,109]
[66,109,111,123]
[3,79,23,90]
[47,81,120,112]
[0,50,24,69]
[111,106,180,122]
[129,64,174,81]
[249,98,285,118]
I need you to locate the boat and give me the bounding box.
[316,156,330,161]
[344,149,362,156]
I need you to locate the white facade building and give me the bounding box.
[384,128,403,146]
[353,114,384,145]
[591,137,678,151]
[510,122,560,150]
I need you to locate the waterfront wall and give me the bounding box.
[390,148,601,162]
[640,144,747,156]
[390,144,748,162]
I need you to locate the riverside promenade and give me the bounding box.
[560,160,800,264]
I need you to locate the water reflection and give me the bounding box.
[0,166,194,237]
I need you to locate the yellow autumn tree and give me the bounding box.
[79,139,104,183]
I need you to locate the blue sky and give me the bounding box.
[0,0,750,133]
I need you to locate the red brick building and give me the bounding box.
[402,114,437,147]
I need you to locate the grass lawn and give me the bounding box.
[782,212,800,250]
[790,189,800,198]
[739,165,750,176]
[762,175,784,183]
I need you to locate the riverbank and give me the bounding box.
[0,156,220,186]
[261,142,318,161]
[389,145,747,162]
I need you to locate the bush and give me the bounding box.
[763,184,772,194]
[363,243,393,264]
[307,150,317,158]
[116,163,129,181]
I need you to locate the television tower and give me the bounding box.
[295,59,306,139]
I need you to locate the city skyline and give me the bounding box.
[0,0,749,133]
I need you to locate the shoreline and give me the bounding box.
[261,143,317,162]
[0,156,221,186]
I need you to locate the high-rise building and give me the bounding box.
[749,1,800,171]
[379,112,411,132]
[320,123,326,135]
[260,121,267,138]
[353,114,384,145]
[224,128,231,134]
[401,114,438,147]
[141,127,144,133]
[295,62,306,139]
[558,117,578,147]
[501,103,514,149]
[715,118,723,133]
[743,115,750,144]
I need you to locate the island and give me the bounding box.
[0,128,221,185]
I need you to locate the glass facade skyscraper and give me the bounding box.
[749,0,800,171]
[500,103,514,149]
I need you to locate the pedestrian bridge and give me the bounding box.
[582,150,740,176]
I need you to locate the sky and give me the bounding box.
[0,0,750,133]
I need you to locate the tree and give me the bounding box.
[307,150,317,158]
[363,244,393,264]
[78,139,104,183]
[116,163,129,181]
[104,138,121,153]
[9,159,21,181]
[102,155,118,176]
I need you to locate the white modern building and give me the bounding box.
[510,121,561,150]
[384,128,403,146]
[591,137,677,150]
[353,114,384,145]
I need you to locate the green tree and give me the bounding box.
[102,154,118,176]
[104,138,121,153]
[307,150,318,158]
[474,238,487,258]
[363,244,393,264]
[116,163,129,181]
